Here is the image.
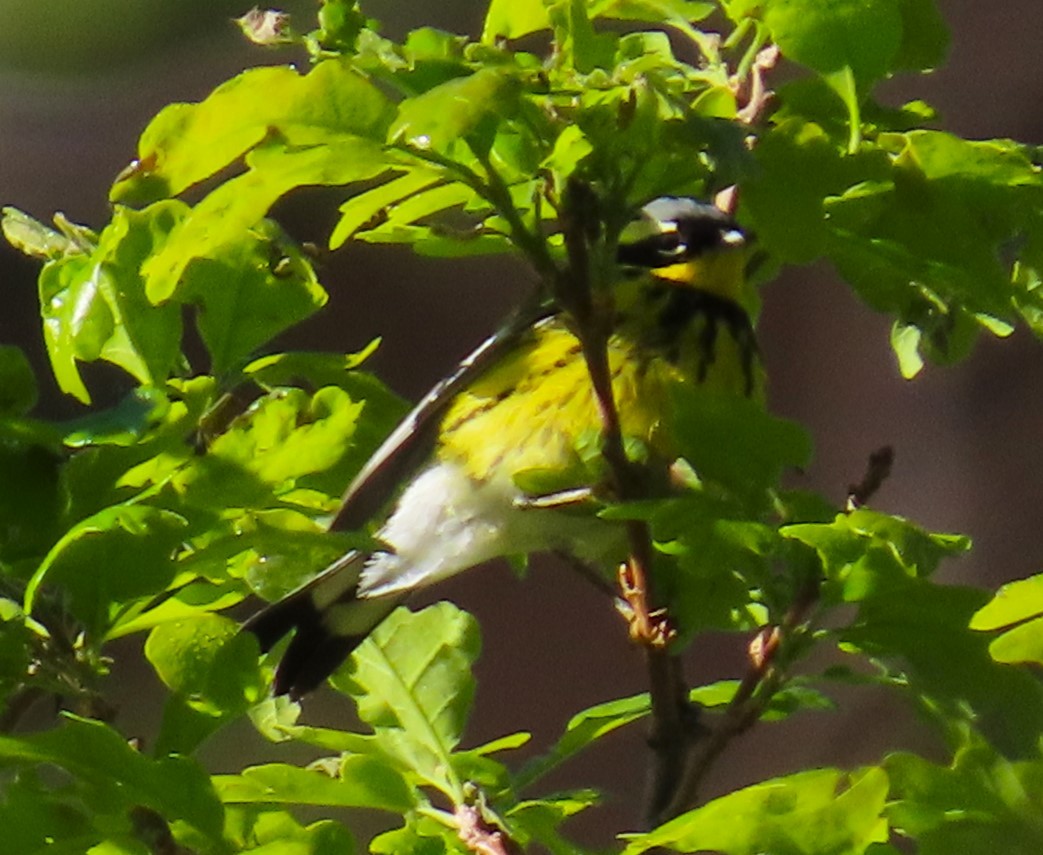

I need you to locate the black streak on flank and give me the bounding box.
[648,288,759,396]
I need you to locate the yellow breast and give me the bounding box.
[437,297,761,484]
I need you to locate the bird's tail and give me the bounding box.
[241,552,402,698]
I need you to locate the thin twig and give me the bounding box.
[734,44,780,126]
[847,446,895,511]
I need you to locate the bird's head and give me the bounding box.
[617,197,752,309]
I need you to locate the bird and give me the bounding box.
[242,197,762,698]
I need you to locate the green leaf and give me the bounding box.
[0,422,65,564]
[63,387,172,451]
[983,617,1043,668]
[37,203,186,403]
[508,789,602,852]
[482,0,550,42]
[761,0,902,89]
[840,576,1043,756]
[890,321,925,378]
[332,603,480,799]
[315,0,368,53]
[172,386,365,512]
[243,344,383,387]
[142,138,386,303]
[824,132,1042,366]
[670,387,812,505]
[517,693,652,788]
[225,810,355,855]
[594,0,715,27]
[112,60,394,205]
[0,771,98,853]
[742,119,889,264]
[518,678,830,791]
[389,67,520,154]
[893,0,949,71]
[970,574,1043,632]
[179,222,328,375]
[145,614,264,720]
[370,821,450,855]
[330,168,442,249]
[1,206,78,259]
[624,767,889,854]
[214,758,413,812]
[0,715,225,842]
[109,580,244,640]
[970,573,1043,666]
[24,504,189,637]
[885,748,1043,853]
[638,502,775,634]
[782,510,969,602]
[546,0,619,73]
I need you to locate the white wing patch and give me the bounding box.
[358,461,518,597]
[357,459,624,598]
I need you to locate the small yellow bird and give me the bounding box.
[243,198,761,697]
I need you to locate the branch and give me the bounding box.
[554,180,699,827]
[846,446,895,511]
[659,574,820,821]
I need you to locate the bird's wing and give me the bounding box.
[330,296,556,532]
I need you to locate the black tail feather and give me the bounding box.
[241,568,400,698]
[273,623,365,699]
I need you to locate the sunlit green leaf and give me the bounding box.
[482,0,550,42]
[969,573,1043,666]
[214,758,413,812]
[626,767,889,854]
[0,716,224,842]
[389,67,520,154]
[315,0,368,53]
[1,206,78,260]
[145,613,263,716]
[179,222,328,375]
[142,138,386,302]
[516,693,651,788]
[886,748,1043,853]
[24,504,189,637]
[112,60,394,205]
[37,203,185,403]
[331,168,442,249]
[333,603,479,799]
[762,0,902,88]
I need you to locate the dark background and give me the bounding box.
[1,0,1041,842]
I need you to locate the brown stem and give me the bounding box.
[734,44,780,126]
[554,179,697,827]
[846,446,895,511]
